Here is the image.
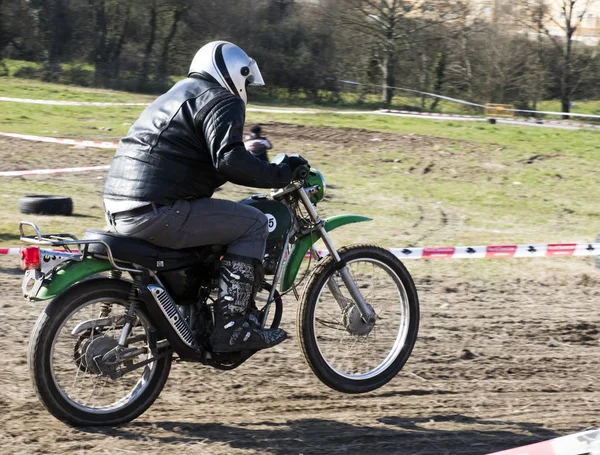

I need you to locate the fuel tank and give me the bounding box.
[238,195,292,246]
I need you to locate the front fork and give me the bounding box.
[298,190,376,324]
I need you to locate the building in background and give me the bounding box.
[470,0,600,44]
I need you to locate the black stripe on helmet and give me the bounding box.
[214,42,239,96]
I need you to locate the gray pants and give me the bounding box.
[107,198,268,260]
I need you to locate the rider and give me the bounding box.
[102,41,308,353]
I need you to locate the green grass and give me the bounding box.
[0,76,599,281]
[0,76,157,104]
[537,99,600,116]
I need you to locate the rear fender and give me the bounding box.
[280,215,372,292]
[35,257,114,301]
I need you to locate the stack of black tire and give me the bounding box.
[19,195,73,216]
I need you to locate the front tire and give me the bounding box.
[28,279,172,426]
[298,245,419,393]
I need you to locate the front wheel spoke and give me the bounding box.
[83,375,101,407]
[314,316,342,331]
[95,376,111,406]
[313,257,413,375]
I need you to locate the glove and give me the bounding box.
[287,154,310,180]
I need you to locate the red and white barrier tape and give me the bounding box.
[3,243,599,258]
[389,243,600,259]
[0,164,110,177]
[0,132,118,149]
[0,248,20,255]
[488,427,600,455]
[378,109,600,129]
[300,243,600,259]
[503,116,600,130]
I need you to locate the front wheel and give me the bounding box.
[298,245,419,393]
[28,279,172,426]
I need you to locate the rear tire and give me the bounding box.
[298,245,419,393]
[28,279,171,426]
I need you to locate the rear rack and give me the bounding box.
[19,221,143,274]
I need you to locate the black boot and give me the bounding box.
[210,254,287,353]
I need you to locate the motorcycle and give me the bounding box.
[19,154,419,426]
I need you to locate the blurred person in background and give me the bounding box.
[103,41,308,354]
[244,124,272,163]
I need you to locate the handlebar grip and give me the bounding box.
[293,164,310,180]
[297,167,309,179]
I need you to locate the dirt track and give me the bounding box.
[0,127,599,454]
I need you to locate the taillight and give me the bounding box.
[20,246,40,270]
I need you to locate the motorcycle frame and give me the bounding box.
[19,182,374,360]
[262,182,375,324]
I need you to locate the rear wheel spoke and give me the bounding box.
[51,299,157,412]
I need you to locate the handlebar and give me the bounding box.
[271,153,310,181]
[293,164,310,180]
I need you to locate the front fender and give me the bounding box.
[280,214,372,292]
[35,257,114,301]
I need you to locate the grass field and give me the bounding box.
[2,76,600,454]
[1,76,599,282]
[6,58,600,116]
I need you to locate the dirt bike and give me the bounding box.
[19,154,419,426]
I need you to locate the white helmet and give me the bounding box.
[188,41,265,105]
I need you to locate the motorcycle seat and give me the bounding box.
[82,229,226,271]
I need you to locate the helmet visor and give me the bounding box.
[246,59,265,86]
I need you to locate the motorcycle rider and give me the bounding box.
[102,41,308,353]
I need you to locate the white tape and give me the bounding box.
[378,109,481,119]
[487,427,600,455]
[0,165,110,177]
[247,107,373,115]
[0,132,118,149]
[0,96,148,107]
[335,78,484,108]
[0,96,369,115]
[2,93,599,125]
[333,79,600,120]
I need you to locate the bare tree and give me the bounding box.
[520,0,598,117]
[339,0,467,105]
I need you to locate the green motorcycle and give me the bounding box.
[19,155,419,426]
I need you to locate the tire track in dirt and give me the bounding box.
[1,127,599,454]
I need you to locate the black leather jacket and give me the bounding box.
[103,76,293,205]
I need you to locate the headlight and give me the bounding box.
[304,168,326,204]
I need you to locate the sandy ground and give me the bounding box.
[0,127,599,455]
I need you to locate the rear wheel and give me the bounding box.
[28,279,172,426]
[298,245,419,393]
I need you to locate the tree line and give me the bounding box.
[1,0,599,114]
